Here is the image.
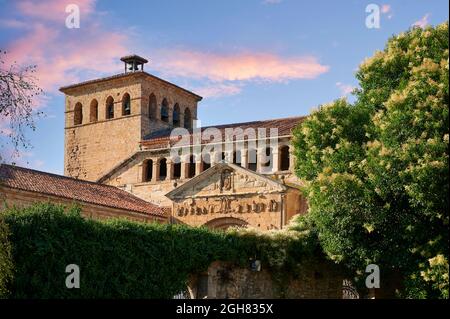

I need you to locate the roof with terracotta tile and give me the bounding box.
[141,115,306,149]
[59,71,202,101]
[0,164,165,218]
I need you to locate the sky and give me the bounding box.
[0,0,448,175]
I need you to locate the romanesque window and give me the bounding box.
[122,93,131,116]
[159,158,167,180]
[143,159,153,182]
[90,99,98,123]
[261,147,273,170]
[106,96,114,119]
[184,108,192,130]
[187,155,196,178]
[248,148,257,171]
[74,102,83,125]
[280,145,290,171]
[232,150,241,165]
[173,103,180,127]
[173,157,181,179]
[202,153,211,171]
[161,98,169,123]
[148,94,157,119]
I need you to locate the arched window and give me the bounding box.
[159,158,167,180]
[202,153,211,171]
[173,157,181,179]
[148,94,157,119]
[106,96,114,119]
[143,159,153,182]
[220,152,226,162]
[173,103,180,127]
[122,93,131,116]
[74,102,83,125]
[187,155,196,178]
[248,148,257,171]
[262,147,273,170]
[232,150,241,165]
[161,98,169,122]
[90,99,98,123]
[280,145,290,171]
[184,108,192,129]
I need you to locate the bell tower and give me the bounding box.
[121,55,148,73]
[60,55,202,182]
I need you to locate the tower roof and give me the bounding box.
[120,54,149,64]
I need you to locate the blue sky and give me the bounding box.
[0,0,448,174]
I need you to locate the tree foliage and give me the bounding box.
[292,22,449,298]
[0,203,320,298]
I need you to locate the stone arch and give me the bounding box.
[89,99,98,123]
[74,102,83,125]
[158,158,167,180]
[202,153,211,171]
[261,147,273,170]
[173,103,181,127]
[187,154,196,178]
[148,93,157,119]
[143,159,153,182]
[247,148,257,171]
[122,92,131,116]
[106,96,114,119]
[161,98,169,123]
[232,150,241,165]
[280,145,290,171]
[172,156,182,180]
[203,217,248,230]
[184,107,192,129]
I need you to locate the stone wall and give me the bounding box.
[0,186,163,223]
[189,261,345,299]
[63,73,200,182]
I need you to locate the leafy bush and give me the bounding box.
[0,202,319,298]
[292,22,449,298]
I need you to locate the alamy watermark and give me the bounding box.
[65,4,80,29]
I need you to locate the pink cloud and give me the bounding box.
[154,50,329,83]
[381,4,391,14]
[17,0,96,22]
[195,83,243,99]
[336,82,355,96]
[412,13,430,28]
[3,1,128,93]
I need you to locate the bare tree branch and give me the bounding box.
[0,50,43,163]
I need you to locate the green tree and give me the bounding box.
[292,22,449,298]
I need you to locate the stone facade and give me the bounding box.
[60,56,307,231]
[166,163,307,230]
[188,261,345,299]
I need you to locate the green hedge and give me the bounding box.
[0,202,319,298]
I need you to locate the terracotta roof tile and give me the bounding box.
[141,115,306,149]
[0,164,165,218]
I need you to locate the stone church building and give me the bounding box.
[55,55,307,230]
[58,55,308,230]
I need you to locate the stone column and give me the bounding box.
[211,152,218,166]
[181,160,187,179]
[272,148,279,173]
[152,160,158,182]
[256,148,264,173]
[241,148,248,169]
[195,160,202,176]
[167,159,173,180]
